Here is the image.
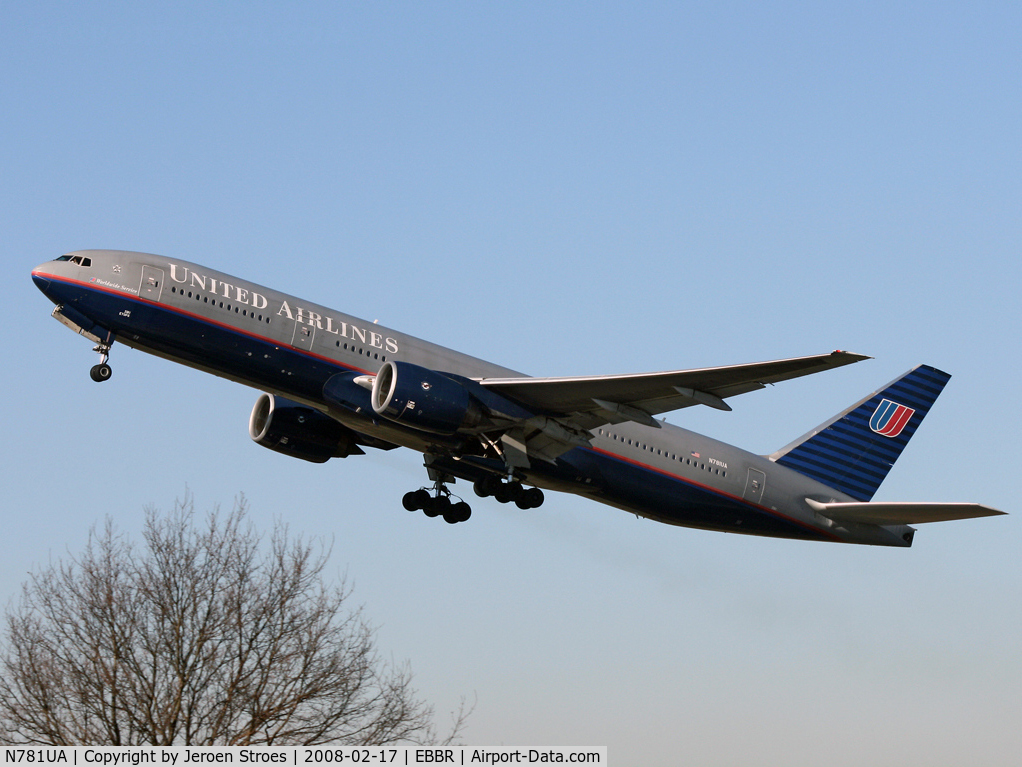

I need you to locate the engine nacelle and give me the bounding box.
[371,361,481,435]
[249,394,364,463]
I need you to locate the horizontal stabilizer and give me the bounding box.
[805,498,1006,525]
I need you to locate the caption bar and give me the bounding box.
[2,748,606,766]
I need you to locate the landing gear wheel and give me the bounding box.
[474,475,502,498]
[403,489,431,511]
[494,481,523,504]
[90,363,112,382]
[424,495,450,518]
[445,501,471,524]
[517,487,545,509]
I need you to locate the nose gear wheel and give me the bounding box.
[90,343,113,382]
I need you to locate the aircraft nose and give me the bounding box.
[31,265,52,294]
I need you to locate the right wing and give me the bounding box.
[468,350,869,466]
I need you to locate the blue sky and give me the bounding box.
[3,2,1020,763]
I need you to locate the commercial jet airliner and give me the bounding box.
[32,251,1004,546]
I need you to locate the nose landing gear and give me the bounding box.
[90,344,113,382]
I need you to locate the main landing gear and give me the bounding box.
[403,485,472,525]
[402,460,546,524]
[90,343,113,382]
[473,475,545,509]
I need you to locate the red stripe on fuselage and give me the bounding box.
[34,270,376,376]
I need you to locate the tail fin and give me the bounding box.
[770,365,951,501]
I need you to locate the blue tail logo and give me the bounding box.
[869,399,915,438]
[771,365,951,501]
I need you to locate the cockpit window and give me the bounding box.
[60,255,92,267]
[56,254,92,266]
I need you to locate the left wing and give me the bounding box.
[478,350,869,428]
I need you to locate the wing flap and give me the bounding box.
[478,350,869,418]
[806,499,1007,525]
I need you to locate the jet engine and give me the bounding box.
[249,393,364,463]
[371,361,483,435]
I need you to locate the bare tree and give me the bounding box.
[0,497,466,745]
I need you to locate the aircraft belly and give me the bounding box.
[562,448,835,542]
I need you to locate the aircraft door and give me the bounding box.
[292,321,316,351]
[743,468,766,505]
[139,266,164,302]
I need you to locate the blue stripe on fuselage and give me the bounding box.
[36,270,367,400]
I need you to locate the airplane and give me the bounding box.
[31,250,1004,547]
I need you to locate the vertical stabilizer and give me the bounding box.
[770,365,951,501]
